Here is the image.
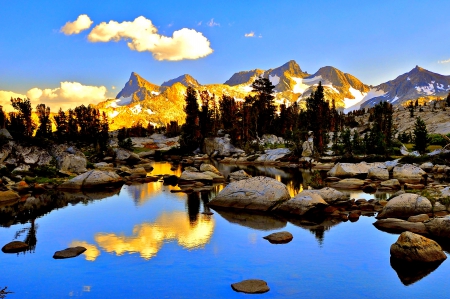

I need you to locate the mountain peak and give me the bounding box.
[116,72,160,99]
[162,74,200,88]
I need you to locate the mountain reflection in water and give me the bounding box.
[71,211,214,261]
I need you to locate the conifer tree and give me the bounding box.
[35,104,52,139]
[306,82,330,153]
[180,87,201,151]
[10,97,36,137]
[413,116,429,154]
[250,77,276,137]
[53,108,68,141]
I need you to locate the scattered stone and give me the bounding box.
[0,190,20,205]
[424,217,450,238]
[2,241,29,253]
[379,179,401,190]
[408,214,430,222]
[263,231,293,244]
[228,170,252,182]
[393,164,426,184]
[390,231,446,263]
[58,170,123,190]
[367,166,389,180]
[275,191,328,216]
[329,178,365,189]
[231,279,270,294]
[53,246,87,259]
[179,171,213,182]
[362,184,377,193]
[348,212,360,222]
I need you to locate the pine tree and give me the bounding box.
[35,104,52,139]
[413,116,429,154]
[10,97,36,137]
[446,92,450,107]
[53,108,68,141]
[306,82,330,153]
[251,77,276,137]
[180,87,201,151]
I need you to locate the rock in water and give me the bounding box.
[263,231,293,244]
[390,231,447,263]
[2,241,29,253]
[231,279,270,294]
[208,176,290,212]
[53,246,87,259]
[376,193,432,219]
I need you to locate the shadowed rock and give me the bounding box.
[213,209,287,231]
[263,231,293,244]
[373,218,428,234]
[2,241,29,253]
[53,246,87,259]
[390,231,447,263]
[231,279,269,294]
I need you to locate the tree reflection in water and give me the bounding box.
[186,192,200,224]
[14,219,38,254]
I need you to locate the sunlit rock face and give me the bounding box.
[73,211,214,261]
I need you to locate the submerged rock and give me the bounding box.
[2,241,29,253]
[263,231,293,244]
[208,176,290,212]
[373,218,428,234]
[53,246,87,259]
[231,279,270,294]
[390,231,446,263]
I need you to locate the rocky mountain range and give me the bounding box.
[95,61,450,130]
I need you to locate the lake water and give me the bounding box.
[1,162,449,298]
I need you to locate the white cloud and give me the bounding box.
[87,16,213,61]
[0,91,27,111]
[245,31,255,37]
[207,18,220,27]
[438,58,450,64]
[0,82,107,112]
[61,14,93,35]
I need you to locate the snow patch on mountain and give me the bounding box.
[109,111,119,118]
[415,84,435,95]
[345,88,387,112]
[269,74,280,86]
[146,109,155,115]
[292,77,310,94]
[343,87,367,111]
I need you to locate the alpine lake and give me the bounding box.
[1,161,450,298]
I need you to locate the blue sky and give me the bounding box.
[1,0,450,110]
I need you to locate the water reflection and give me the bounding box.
[390,257,444,286]
[214,209,287,231]
[74,211,215,261]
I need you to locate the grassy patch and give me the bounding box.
[133,147,150,154]
[427,145,443,151]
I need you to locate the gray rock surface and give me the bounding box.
[209,176,290,211]
[228,170,252,182]
[393,164,426,184]
[275,191,328,216]
[58,170,123,190]
[373,218,428,234]
[377,193,432,219]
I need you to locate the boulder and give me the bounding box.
[420,162,434,172]
[390,231,446,263]
[379,179,401,190]
[2,241,29,253]
[138,150,155,158]
[393,164,426,184]
[58,170,123,190]
[261,134,279,144]
[179,171,213,182]
[208,176,290,211]
[408,214,430,222]
[0,128,13,140]
[231,279,269,294]
[275,191,328,216]
[373,218,428,234]
[202,171,225,181]
[424,217,450,238]
[304,187,348,204]
[202,136,244,157]
[0,190,20,204]
[377,193,432,219]
[329,178,366,189]
[228,170,252,182]
[57,154,87,174]
[367,166,389,180]
[327,162,385,178]
[255,148,291,163]
[199,163,221,175]
[263,231,293,244]
[16,146,53,166]
[53,246,87,259]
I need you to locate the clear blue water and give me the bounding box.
[1,162,449,298]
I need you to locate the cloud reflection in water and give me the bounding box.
[72,211,215,261]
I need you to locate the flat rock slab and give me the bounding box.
[231,279,270,294]
[53,246,86,259]
[263,231,293,244]
[390,231,447,263]
[2,241,29,253]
